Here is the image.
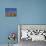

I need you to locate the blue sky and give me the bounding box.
[5,8,17,12]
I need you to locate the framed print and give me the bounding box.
[18,24,46,41]
[5,8,17,16]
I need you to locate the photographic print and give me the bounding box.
[18,24,46,46]
[18,24,46,41]
[5,8,17,16]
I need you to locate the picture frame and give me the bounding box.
[5,8,17,16]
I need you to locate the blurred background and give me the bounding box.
[0,0,46,46]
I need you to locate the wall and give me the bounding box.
[0,0,46,45]
[0,0,18,44]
